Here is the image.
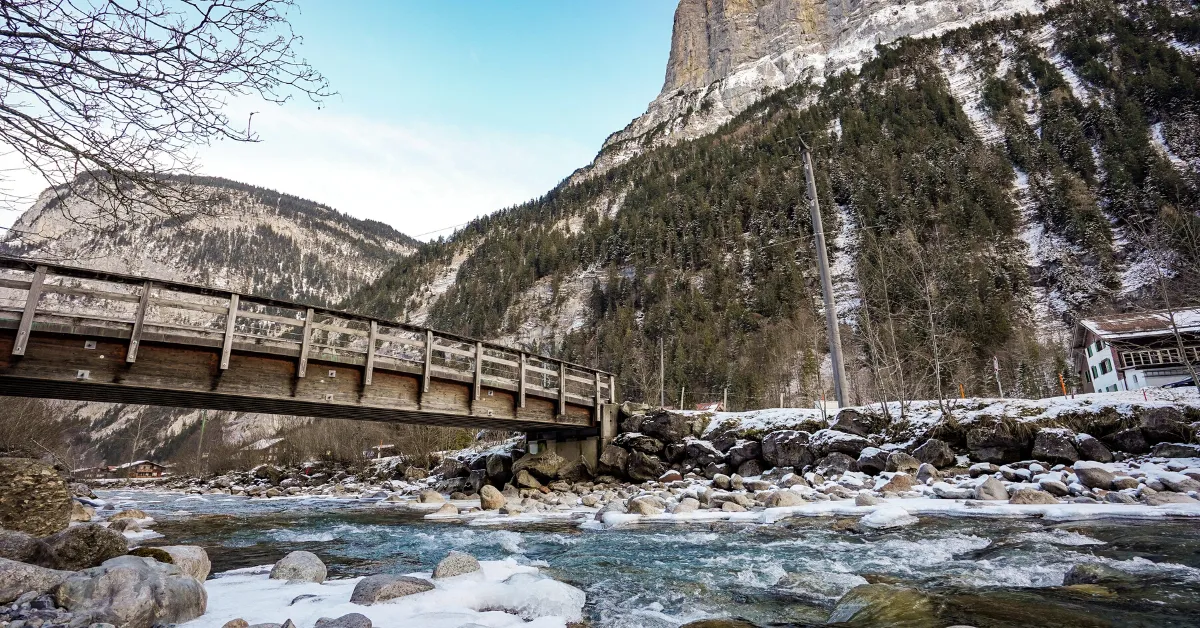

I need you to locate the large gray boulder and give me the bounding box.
[811,429,869,457]
[912,439,956,468]
[269,551,326,583]
[43,524,128,570]
[761,431,813,469]
[1032,430,1079,464]
[55,555,207,628]
[158,546,210,582]
[639,412,692,444]
[626,451,665,483]
[966,427,1028,463]
[484,452,513,484]
[511,452,565,482]
[613,433,665,455]
[814,452,857,476]
[315,614,372,628]
[726,440,762,470]
[0,529,55,567]
[1074,434,1113,462]
[350,574,433,605]
[0,458,72,537]
[556,457,593,483]
[0,556,72,604]
[884,452,920,474]
[974,477,1009,500]
[1139,407,1190,444]
[856,448,888,476]
[1105,427,1149,454]
[479,485,506,510]
[830,409,873,437]
[433,551,480,578]
[1151,443,1200,458]
[597,445,629,477]
[682,439,724,468]
[1073,462,1115,490]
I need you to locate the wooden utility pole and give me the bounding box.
[659,337,665,407]
[800,140,849,408]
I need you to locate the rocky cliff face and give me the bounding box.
[579,0,1050,180]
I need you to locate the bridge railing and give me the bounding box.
[0,258,615,410]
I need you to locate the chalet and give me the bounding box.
[1075,308,1200,393]
[114,460,169,478]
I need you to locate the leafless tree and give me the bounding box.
[0,0,331,239]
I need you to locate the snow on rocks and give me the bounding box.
[190,558,584,628]
[859,505,919,529]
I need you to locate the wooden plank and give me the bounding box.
[126,281,152,363]
[297,307,314,378]
[518,352,527,408]
[0,278,32,290]
[364,321,378,386]
[312,321,369,336]
[41,284,142,303]
[524,363,559,377]
[594,371,602,409]
[558,361,566,416]
[422,330,433,393]
[12,266,47,356]
[151,296,229,315]
[375,330,426,349]
[219,294,239,370]
[566,372,596,385]
[481,353,519,368]
[609,374,617,403]
[472,341,482,401]
[434,341,476,359]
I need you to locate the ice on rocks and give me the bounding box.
[860,505,918,529]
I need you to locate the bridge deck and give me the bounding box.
[0,258,614,431]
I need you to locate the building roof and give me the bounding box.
[1081,308,1200,341]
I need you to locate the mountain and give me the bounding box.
[1,174,418,306]
[1,174,420,467]
[351,0,1199,410]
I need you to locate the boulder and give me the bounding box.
[1074,434,1113,462]
[55,555,207,628]
[726,441,762,470]
[826,584,936,626]
[1144,491,1199,506]
[1008,488,1058,505]
[43,524,128,570]
[430,503,458,516]
[1073,462,1115,490]
[736,459,763,477]
[1159,473,1200,493]
[913,439,956,468]
[435,458,468,479]
[683,439,725,467]
[855,493,880,506]
[109,518,143,534]
[966,426,1028,463]
[479,485,506,510]
[671,497,700,514]
[974,477,1009,500]
[0,458,72,536]
[857,448,888,476]
[556,458,593,484]
[639,412,691,444]
[0,556,72,604]
[658,470,683,483]
[1032,430,1079,464]
[830,409,872,437]
[350,575,433,604]
[402,466,429,481]
[915,463,940,484]
[703,462,731,479]
[0,529,55,566]
[433,551,480,578]
[72,501,96,522]
[596,445,629,477]
[626,451,665,483]
[879,473,916,494]
[514,469,543,489]
[884,452,920,474]
[811,429,869,457]
[1039,480,1070,497]
[158,546,210,582]
[1063,563,1133,586]
[619,401,650,419]
[484,452,513,484]
[269,551,326,583]
[761,431,813,469]
[1139,407,1190,444]
[511,452,565,482]
[1151,442,1200,458]
[613,433,665,455]
[814,452,858,476]
[1105,428,1149,454]
[721,501,747,512]
[417,490,444,504]
[465,469,487,494]
[627,495,666,515]
[765,490,805,508]
[315,614,372,628]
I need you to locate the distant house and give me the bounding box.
[114,460,168,478]
[1075,308,1200,393]
[694,402,724,412]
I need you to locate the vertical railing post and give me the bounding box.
[422,330,433,393]
[472,341,483,401]
[219,294,239,370]
[127,280,152,363]
[609,374,617,403]
[297,307,314,378]
[12,265,47,356]
[558,361,567,417]
[593,371,602,423]
[364,321,378,386]
[518,352,527,409]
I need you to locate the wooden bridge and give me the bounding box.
[0,257,618,442]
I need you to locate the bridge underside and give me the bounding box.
[0,330,598,433]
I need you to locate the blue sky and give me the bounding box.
[1,1,678,239]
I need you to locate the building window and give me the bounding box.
[1087,345,1094,358]
[1100,359,1112,375]
[1092,365,1099,379]
[1084,370,1092,383]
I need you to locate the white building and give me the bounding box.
[1075,308,1200,393]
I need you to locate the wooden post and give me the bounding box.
[723,386,728,411]
[422,330,433,394]
[472,341,483,401]
[518,352,527,408]
[219,294,239,370]
[680,386,686,410]
[593,371,602,423]
[802,142,848,408]
[609,374,616,403]
[558,361,567,417]
[12,265,47,356]
[364,321,378,385]
[127,280,152,363]
[297,307,314,378]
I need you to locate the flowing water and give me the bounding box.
[106,490,1200,627]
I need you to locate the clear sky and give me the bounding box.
[0,0,678,239]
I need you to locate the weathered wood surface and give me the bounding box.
[0,257,612,431]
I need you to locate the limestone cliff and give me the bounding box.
[577,0,1050,180]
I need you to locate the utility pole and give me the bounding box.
[659,337,665,408]
[800,140,849,408]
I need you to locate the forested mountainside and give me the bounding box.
[1,174,418,306]
[0,174,419,467]
[351,0,1200,410]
